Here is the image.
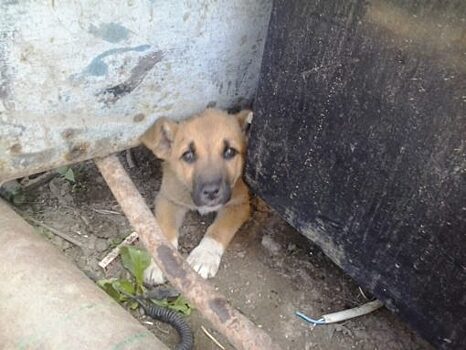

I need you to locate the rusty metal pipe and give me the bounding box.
[95,155,280,350]
[0,199,168,350]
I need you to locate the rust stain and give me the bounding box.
[208,297,232,323]
[65,143,89,161]
[9,143,22,154]
[157,244,187,280]
[62,129,76,139]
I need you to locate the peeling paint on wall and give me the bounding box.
[89,22,131,43]
[100,50,164,105]
[75,45,151,78]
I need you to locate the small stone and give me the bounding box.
[87,235,96,250]
[287,243,297,253]
[62,241,72,250]
[139,307,145,316]
[52,235,64,248]
[95,238,108,252]
[261,235,281,255]
[95,177,105,184]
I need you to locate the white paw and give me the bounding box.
[187,237,224,279]
[144,259,166,285]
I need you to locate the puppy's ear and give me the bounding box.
[235,109,253,133]
[140,117,178,159]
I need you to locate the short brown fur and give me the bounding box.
[140,108,251,283]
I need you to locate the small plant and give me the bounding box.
[0,180,26,204]
[57,166,76,183]
[97,246,193,315]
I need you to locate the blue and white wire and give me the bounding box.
[296,300,384,325]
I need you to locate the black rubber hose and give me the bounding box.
[140,301,194,350]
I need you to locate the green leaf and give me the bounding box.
[97,278,137,304]
[57,166,75,182]
[0,180,24,204]
[120,246,151,293]
[129,301,139,310]
[151,295,193,316]
[56,166,68,176]
[97,278,124,302]
[64,168,75,182]
[113,279,136,297]
[12,192,26,205]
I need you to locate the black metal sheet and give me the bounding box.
[246,1,466,348]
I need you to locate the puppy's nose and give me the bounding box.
[201,182,221,201]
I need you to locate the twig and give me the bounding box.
[154,322,170,335]
[201,326,226,350]
[125,149,136,168]
[98,232,139,270]
[92,208,122,215]
[80,215,90,226]
[25,216,84,248]
[20,171,57,190]
[358,286,369,300]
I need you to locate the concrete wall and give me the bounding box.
[0,0,272,183]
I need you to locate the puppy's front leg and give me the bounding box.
[144,194,187,285]
[187,202,250,279]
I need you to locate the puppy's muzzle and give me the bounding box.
[193,177,231,207]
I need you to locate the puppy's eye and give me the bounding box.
[223,147,238,160]
[181,150,196,163]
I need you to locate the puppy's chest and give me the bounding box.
[196,205,223,215]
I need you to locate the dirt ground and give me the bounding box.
[11,146,432,350]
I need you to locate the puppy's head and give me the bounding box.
[141,108,251,208]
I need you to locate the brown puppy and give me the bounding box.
[140,108,251,284]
